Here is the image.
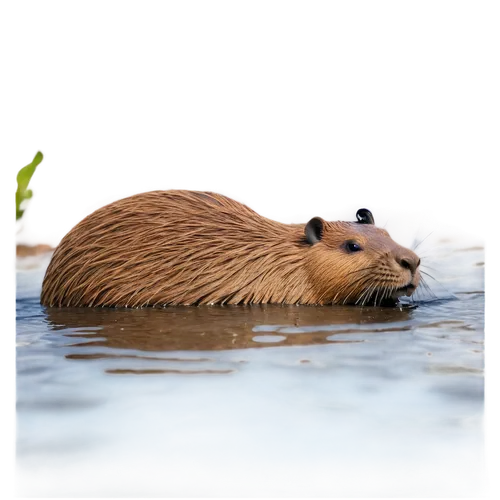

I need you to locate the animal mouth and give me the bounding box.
[378,283,417,307]
[395,283,416,297]
[355,282,417,307]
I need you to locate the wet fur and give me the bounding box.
[41,190,419,307]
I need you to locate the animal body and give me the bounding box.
[41,190,420,308]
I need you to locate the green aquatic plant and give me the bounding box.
[16,151,43,220]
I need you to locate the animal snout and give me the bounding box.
[395,249,420,275]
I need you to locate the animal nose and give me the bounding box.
[395,250,420,275]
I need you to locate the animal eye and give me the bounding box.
[345,241,363,253]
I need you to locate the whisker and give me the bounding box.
[420,245,447,259]
[386,285,395,304]
[344,265,380,277]
[419,271,453,299]
[420,264,443,277]
[412,231,434,251]
[341,277,372,304]
[410,233,418,254]
[417,255,435,268]
[418,275,438,301]
[367,284,379,306]
[420,270,458,299]
[355,280,377,306]
[360,283,377,307]
[378,286,387,306]
[412,284,421,300]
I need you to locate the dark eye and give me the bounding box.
[345,241,363,253]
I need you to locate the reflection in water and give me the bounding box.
[45,303,415,353]
[44,304,420,375]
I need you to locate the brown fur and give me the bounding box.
[40,190,420,307]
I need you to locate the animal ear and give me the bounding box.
[356,208,375,225]
[305,217,324,245]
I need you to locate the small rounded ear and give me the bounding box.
[356,208,375,225]
[305,217,324,245]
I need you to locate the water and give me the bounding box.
[16,240,485,497]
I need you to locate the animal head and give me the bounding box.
[304,209,420,306]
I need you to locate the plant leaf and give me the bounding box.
[16,152,43,220]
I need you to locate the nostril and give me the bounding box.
[401,258,411,270]
[397,255,419,274]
